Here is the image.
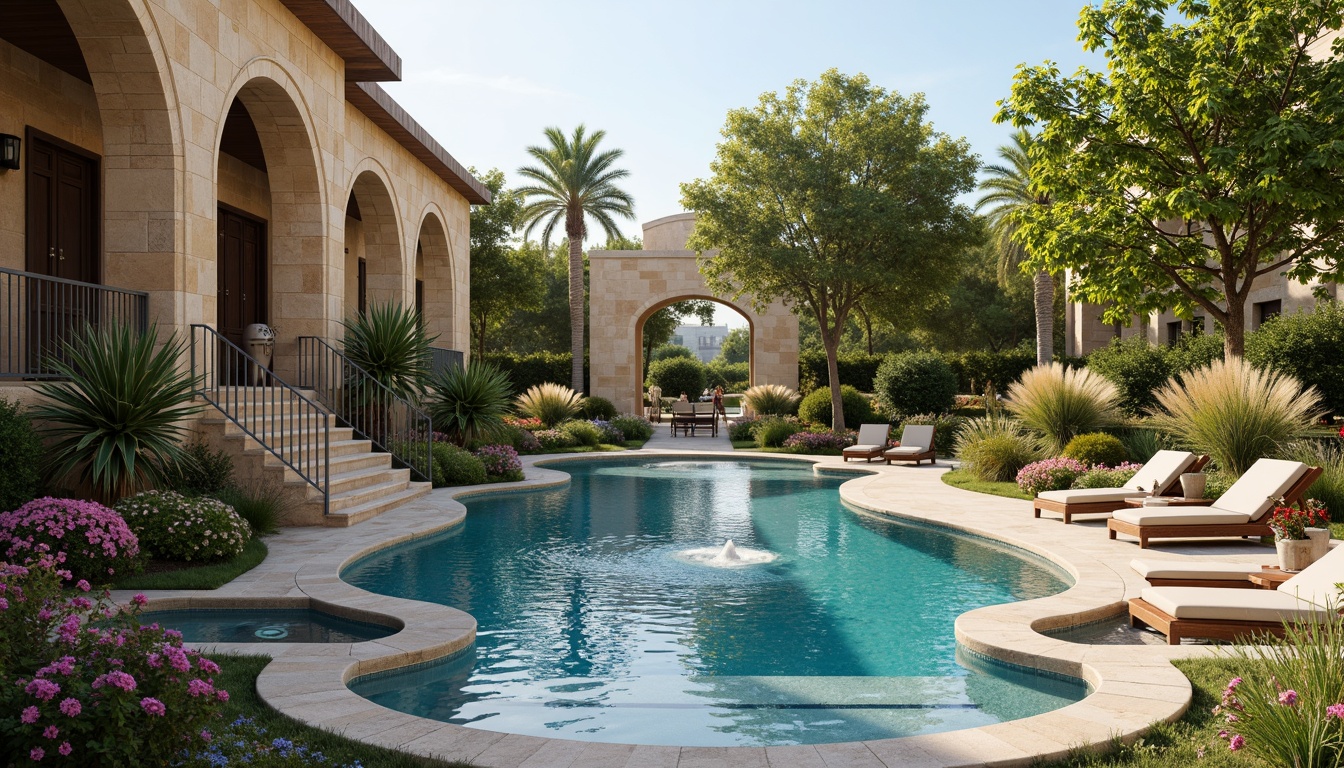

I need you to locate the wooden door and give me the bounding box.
[217,207,267,379]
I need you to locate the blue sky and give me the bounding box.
[357,0,1104,326]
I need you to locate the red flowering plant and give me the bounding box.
[1266,498,1330,541]
[0,557,227,766]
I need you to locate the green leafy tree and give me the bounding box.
[976,130,1055,364]
[920,243,1037,352]
[516,126,636,393]
[999,0,1344,358]
[714,327,750,364]
[682,69,979,430]
[469,169,542,358]
[493,241,581,355]
[642,300,716,378]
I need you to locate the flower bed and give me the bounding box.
[1015,457,1087,496]
[782,430,855,454]
[0,498,141,583]
[115,491,250,563]
[474,444,524,482]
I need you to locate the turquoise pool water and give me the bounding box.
[344,459,1084,746]
[139,609,395,643]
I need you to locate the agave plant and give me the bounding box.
[1150,358,1322,476]
[516,382,583,428]
[427,362,513,447]
[33,323,201,502]
[343,302,436,401]
[1005,363,1122,453]
[743,384,800,417]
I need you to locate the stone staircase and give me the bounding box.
[194,387,431,527]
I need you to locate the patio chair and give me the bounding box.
[692,402,718,436]
[1128,541,1343,644]
[669,401,694,436]
[1130,558,1266,589]
[1033,451,1208,524]
[883,425,936,466]
[843,424,891,463]
[1107,458,1322,548]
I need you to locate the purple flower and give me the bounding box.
[91,671,135,692]
[58,698,80,717]
[25,679,60,701]
[139,697,166,716]
[57,743,70,757]
[1328,703,1344,719]
[187,678,215,698]
[131,594,148,606]
[20,706,39,724]
[75,580,90,592]
[1279,690,1298,707]
[1229,734,1245,751]
[29,747,44,762]
[42,725,58,739]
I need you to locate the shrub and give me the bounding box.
[0,398,42,513]
[163,442,234,497]
[533,428,578,451]
[561,420,603,447]
[610,415,654,442]
[1062,432,1131,468]
[727,416,759,442]
[1280,440,1344,521]
[1071,462,1142,489]
[646,356,706,400]
[706,361,750,393]
[508,425,544,454]
[797,351,885,394]
[33,323,200,502]
[1116,427,1170,464]
[212,481,285,535]
[945,348,1037,394]
[1016,457,1087,496]
[589,419,626,445]
[755,417,805,448]
[482,350,581,394]
[743,384,800,416]
[474,444,523,482]
[650,344,694,362]
[1246,302,1344,416]
[580,396,618,421]
[782,430,855,454]
[895,413,967,455]
[0,498,141,582]
[873,352,958,417]
[503,415,544,431]
[115,491,250,563]
[515,382,583,428]
[1150,358,1322,475]
[954,416,1044,482]
[431,443,488,487]
[341,301,434,401]
[427,362,513,447]
[1168,330,1224,373]
[1085,336,1174,415]
[183,715,372,768]
[0,559,226,767]
[797,384,873,428]
[1005,363,1122,453]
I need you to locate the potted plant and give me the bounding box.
[1302,498,1332,562]
[1266,499,1330,571]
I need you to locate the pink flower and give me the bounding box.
[139,697,166,716]
[42,725,58,739]
[131,594,147,607]
[57,743,70,757]
[20,706,39,724]
[216,689,230,702]
[25,679,60,701]
[197,658,220,675]
[200,730,212,743]
[1229,734,1246,751]
[29,747,44,761]
[1328,703,1344,719]
[1227,677,1242,689]
[1279,690,1298,707]
[75,580,89,592]
[187,678,215,698]
[58,698,80,717]
[91,671,135,692]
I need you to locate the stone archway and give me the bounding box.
[414,210,455,348]
[588,214,798,415]
[344,165,406,312]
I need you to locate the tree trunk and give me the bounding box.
[822,330,846,432]
[1033,269,1054,365]
[567,232,585,394]
[1224,297,1245,358]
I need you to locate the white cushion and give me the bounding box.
[1278,543,1344,609]
[1214,459,1309,521]
[1126,450,1199,492]
[897,425,935,452]
[1111,507,1251,527]
[843,445,884,454]
[1131,559,1264,581]
[885,446,930,456]
[1038,488,1148,504]
[1142,586,1334,622]
[854,424,890,447]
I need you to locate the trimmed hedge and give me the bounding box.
[798,352,883,394]
[647,356,707,399]
[873,352,957,417]
[482,351,588,395]
[797,385,873,428]
[798,348,1042,396]
[0,399,42,513]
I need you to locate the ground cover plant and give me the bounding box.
[940,470,1032,501]
[1016,457,1086,496]
[112,537,268,592]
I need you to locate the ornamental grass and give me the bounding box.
[1004,363,1122,453]
[743,384,800,417]
[1149,358,1322,476]
[953,415,1044,483]
[515,382,583,428]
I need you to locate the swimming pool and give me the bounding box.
[343,459,1084,747]
[139,608,397,643]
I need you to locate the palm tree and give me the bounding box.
[516,126,635,393]
[977,129,1054,365]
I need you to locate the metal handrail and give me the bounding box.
[296,336,433,483]
[1,267,149,379]
[429,346,464,379]
[190,324,330,514]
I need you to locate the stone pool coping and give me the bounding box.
[114,451,1276,767]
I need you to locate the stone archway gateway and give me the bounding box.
[588,214,798,414]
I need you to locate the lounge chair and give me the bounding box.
[1033,451,1208,524]
[843,424,891,463]
[669,401,694,436]
[1130,558,1265,589]
[1108,459,1322,548]
[1129,542,1343,644]
[883,425,936,466]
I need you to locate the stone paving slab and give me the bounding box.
[110,445,1281,767]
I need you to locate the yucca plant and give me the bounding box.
[516,382,583,428]
[427,362,513,447]
[953,415,1044,482]
[1149,358,1322,476]
[343,302,436,401]
[743,383,800,417]
[1005,363,1122,453]
[33,323,201,502]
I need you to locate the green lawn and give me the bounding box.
[543,443,630,454]
[940,469,1032,500]
[114,537,268,591]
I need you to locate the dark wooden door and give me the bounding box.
[217,208,267,380]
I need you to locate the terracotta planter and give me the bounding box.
[1277,539,1315,572]
[1307,527,1331,562]
[1180,472,1206,500]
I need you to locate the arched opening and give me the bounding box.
[342,169,404,318]
[634,296,754,418]
[414,212,455,348]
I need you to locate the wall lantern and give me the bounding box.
[0,134,19,170]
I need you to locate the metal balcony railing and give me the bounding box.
[429,346,464,379]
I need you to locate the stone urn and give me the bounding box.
[1277,538,1315,572]
[1180,472,1207,500]
[1306,527,1331,562]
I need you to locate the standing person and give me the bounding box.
[712,386,726,424]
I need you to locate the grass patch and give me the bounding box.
[114,537,268,591]
[212,654,471,767]
[732,440,761,450]
[543,443,628,454]
[624,438,648,449]
[941,469,1032,500]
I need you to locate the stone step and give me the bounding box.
[325,482,433,527]
[328,474,415,513]
[328,464,412,495]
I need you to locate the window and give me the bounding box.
[1166,320,1183,346]
[1255,299,1282,328]
[1190,317,1205,335]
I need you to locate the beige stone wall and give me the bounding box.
[216,154,271,222]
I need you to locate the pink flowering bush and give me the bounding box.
[1069,462,1143,490]
[0,498,142,583]
[115,490,250,563]
[1015,458,1087,496]
[782,430,856,454]
[474,444,524,482]
[0,558,226,766]
[533,428,578,451]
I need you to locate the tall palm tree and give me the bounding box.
[977,129,1055,365]
[516,126,635,393]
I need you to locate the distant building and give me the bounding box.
[672,325,730,363]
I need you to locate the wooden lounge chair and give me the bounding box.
[1130,558,1266,589]
[691,402,718,436]
[883,425,936,465]
[1033,451,1209,524]
[1129,542,1344,644]
[669,401,694,436]
[843,424,891,463]
[1108,459,1322,548]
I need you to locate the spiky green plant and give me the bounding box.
[1275,440,1344,521]
[952,415,1044,482]
[1005,363,1122,453]
[427,362,513,447]
[1150,358,1322,476]
[33,323,200,502]
[743,384,800,417]
[515,382,583,428]
[342,302,436,401]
